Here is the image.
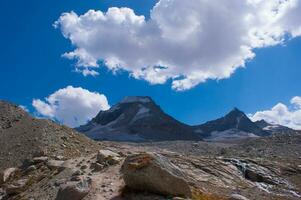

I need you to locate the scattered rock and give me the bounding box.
[6,178,28,195]
[80,165,87,170]
[46,160,65,171]
[0,168,18,184]
[33,156,48,164]
[90,162,104,172]
[70,176,82,182]
[230,194,250,200]
[55,155,65,161]
[97,150,121,165]
[72,170,81,177]
[56,179,90,200]
[54,179,66,187]
[25,165,37,174]
[121,153,191,197]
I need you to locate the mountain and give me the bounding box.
[1,100,300,200]
[194,108,269,141]
[0,100,98,171]
[77,96,201,141]
[254,119,296,134]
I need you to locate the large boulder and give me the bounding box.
[121,153,191,197]
[56,178,90,200]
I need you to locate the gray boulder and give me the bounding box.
[121,153,191,197]
[0,168,18,185]
[56,178,90,200]
[97,149,121,165]
[47,160,65,171]
[6,178,28,195]
[33,156,48,164]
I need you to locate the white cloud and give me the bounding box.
[32,86,110,127]
[55,0,301,90]
[19,105,29,112]
[250,96,301,130]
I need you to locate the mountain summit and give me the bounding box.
[194,108,269,140]
[77,96,201,141]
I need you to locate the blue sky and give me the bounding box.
[0,0,301,127]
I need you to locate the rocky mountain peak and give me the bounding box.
[77,96,201,141]
[194,107,269,140]
[225,107,246,119]
[255,119,271,129]
[119,96,154,104]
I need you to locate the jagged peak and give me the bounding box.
[226,107,246,117]
[120,96,153,104]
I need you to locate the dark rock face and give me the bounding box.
[77,96,201,141]
[121,153,191,197]
[254,119,296,135]
[194,108,269,139]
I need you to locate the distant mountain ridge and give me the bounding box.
[77,96,295,142]
[254,119,296,134]
[77,96,201,141]
[193,108,270,141]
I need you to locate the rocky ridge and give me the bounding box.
[77,96,201,141]
[194,108,269,140]
[78,97,296,142]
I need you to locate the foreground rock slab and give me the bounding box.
[121,152,191,197]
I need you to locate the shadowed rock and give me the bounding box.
[56,178,90,200]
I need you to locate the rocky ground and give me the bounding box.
[1,101,301,200]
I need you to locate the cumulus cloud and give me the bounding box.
[250,96,301,130]
[19,105,29,112]
[55,0,301,90]
[32,86,110,127]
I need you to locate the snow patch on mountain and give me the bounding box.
[131,105,151,123]
[263,125,281,131]
[205,129,259,141]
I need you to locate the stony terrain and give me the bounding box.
[1,100,301,200]
[0,101,99,171]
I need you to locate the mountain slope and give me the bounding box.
[194,108,269,140]
[0,100,98,170]
[254,119,296,134]
[77,96,201,141]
